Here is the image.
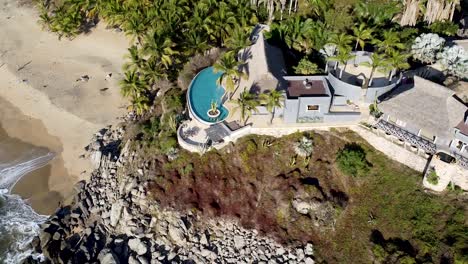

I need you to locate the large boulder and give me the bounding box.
[168,225,185,246]
[98,249,119,264]
[90,151,102,169]
[110,202,123,227]
[234,236,245,250]
[292,199,312,215]
[128,238,147,256]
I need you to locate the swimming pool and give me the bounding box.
[188,67,229,124]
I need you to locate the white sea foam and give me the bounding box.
[0,190,48,263]
[0,150,54,263]
[0,151,55,190]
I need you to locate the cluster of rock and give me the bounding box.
[27,126,316,264]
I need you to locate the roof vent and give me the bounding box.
[303,79,312,89]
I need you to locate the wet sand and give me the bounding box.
[0,99,71,215]
[11,164,64,214]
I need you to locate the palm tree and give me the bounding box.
[372,30,405,54]
[141,57,167,88]
[142,30,179,69]
[360,53,389,87]
[225,25,251,53]
[307,0,327,17]
[260,90,284,124]
[329,32,353,51]
[283,17,316,54]
[120,70,146,98]
[123,15,148,45]
[123,46,145,71]
[207,2,238,45]
[329,47,356,79]
[184,31,209,56]
[352,23,373,51]
[130,94,150,115]
[233,89,260,125]
[213,52,248,100]
[386,50,410,83]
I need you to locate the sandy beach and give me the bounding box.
[0,0,129,214]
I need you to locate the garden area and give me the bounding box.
[36,0,468,129]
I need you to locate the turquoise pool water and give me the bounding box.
[188,67,229,124]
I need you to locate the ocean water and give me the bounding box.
[0,137,54,263]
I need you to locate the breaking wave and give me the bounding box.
[0,151,54,263]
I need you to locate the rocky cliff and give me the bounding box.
[26,126,316,264]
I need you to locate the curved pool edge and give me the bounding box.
[186,67,230,126]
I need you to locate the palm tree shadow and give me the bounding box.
[238,48,253,78]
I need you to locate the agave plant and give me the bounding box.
[294,137,314,157]
[411,33,445,64]
[437,45,468,79]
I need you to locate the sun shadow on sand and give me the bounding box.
[11,164,64,215]
[0,98,73,215]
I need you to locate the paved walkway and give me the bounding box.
[423,158,455,192]
[351,126,427,172]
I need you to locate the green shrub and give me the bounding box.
[426,170,439,185]
[369,103,382,118]
[142,117,161,138]
[399,256,417,264]
[427,21,459,36]
[179,163,194,176]
[372,244,388,262]
[336,143,370,177]
[159,134,178,154]
[449,183,464,194]
[293,58,321,75]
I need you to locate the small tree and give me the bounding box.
[336,143,370,177]
[233,89,260,125]
[329,47,355,79]
[426,170,439,185]
[437,45,468,79]
[214,51,248,100]
[294,58,321,75]
[411,33,445,64]
[361,53,389,87]
[260,90,284,124]
[352,23,374,51]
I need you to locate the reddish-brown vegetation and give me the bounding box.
[144,133,350,246]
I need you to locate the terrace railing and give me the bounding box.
[376,119,437,154]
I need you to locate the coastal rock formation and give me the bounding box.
[26,126,316,264]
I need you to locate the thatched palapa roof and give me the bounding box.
[379,76,467,139]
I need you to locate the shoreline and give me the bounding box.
[0,0,128,214]
[0,96,74,215]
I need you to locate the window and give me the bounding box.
[307,105,319,111]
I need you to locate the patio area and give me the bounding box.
[423,155,468,192]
